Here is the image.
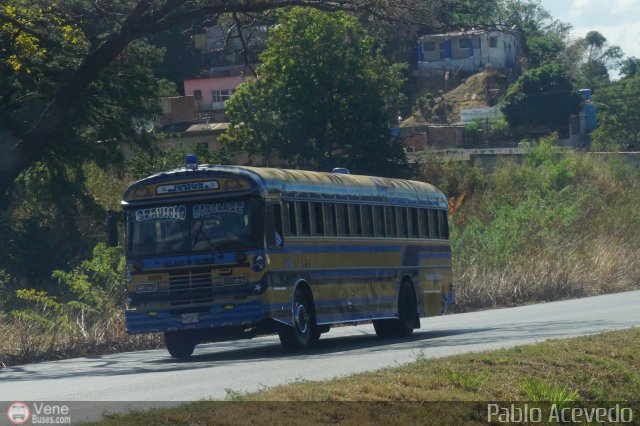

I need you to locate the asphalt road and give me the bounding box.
[1,290,639,422]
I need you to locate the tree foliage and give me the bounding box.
[221,8,409,177]
[496,0,571,68]
[619,57,640,79]
[591,73,640,151]
[561,31,624,89]
[501,63,582,132]
[580,31,623,88]
[0,0,399,206]
[0,1,177,208]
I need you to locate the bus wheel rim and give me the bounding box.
[295,303,308,334]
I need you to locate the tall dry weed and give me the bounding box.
[455,236,640,310]
[0,312,162,367]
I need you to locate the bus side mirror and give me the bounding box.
[107,210,120,247]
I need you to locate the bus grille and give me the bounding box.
[168,268,213,308]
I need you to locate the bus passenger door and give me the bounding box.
[265,204,284,249]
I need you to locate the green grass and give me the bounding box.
[95,328,640,425]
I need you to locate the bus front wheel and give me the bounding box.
[279,287,316,350]
[164,331,196,359]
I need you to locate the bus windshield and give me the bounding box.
[127,198,264,256]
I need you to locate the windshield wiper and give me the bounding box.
[192,219,223,258]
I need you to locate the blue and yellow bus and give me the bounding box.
[118,156,454,358]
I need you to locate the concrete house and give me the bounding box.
[417,29,521,76]
[183,65,256,120]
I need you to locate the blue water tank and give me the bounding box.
[579,88,592,101]
[584,103,597,131]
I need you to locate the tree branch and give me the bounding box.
[0,11,44,39]
[232,13,257,78]
[132,0,362,38]
[0,0,382,205]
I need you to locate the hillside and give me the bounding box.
[402,70,509,127]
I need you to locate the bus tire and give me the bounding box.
[164,331,196,359]
[395,282,418,337]
[373,319,396,338]
[279,287,315,351]
[310,324,330,345]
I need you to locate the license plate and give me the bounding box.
[181,313,199,323]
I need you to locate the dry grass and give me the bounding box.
[455,236,640,311]
[0,313,162,367]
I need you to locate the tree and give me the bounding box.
[501,63,582,133]
[221,8,409,177]
[563,31,624,89]
[496,0,572,68]
[148,23,208,92]
[1,0,400,208]
[619,57,640,79]
[582,31,623,85]
[591,74,640,151]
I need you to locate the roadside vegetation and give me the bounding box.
[1,2,639,367]
[1,137,639,367]
[95,328,640,425]
[0,143,215,367]
[421,134,640,310]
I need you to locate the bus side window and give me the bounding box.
[396,207,407,237]
[428,209,437,238]
[418,209,428,238]
[349,205,362,236]
[439,210,449,240]
[311,202,324,236]
[385,206,396,237]
[361,205,373,237]
[285,201,297,236]
[373,206,385,237]
[409,208,419,238]
[325,203,337,236]
[297,202,311,236]
[336,204,350,236]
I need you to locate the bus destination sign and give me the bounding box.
[156,180,219,195]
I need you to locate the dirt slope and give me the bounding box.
[402,70,509,126]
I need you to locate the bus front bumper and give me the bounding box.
[125,300,270,334]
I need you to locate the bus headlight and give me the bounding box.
[252,255,265,272]
[136,282,158,293]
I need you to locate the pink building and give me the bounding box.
[183,67,255,112]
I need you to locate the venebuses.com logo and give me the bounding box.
[6,402,30,425]
[6,402,72,425]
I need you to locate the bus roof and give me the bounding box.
[122,165,448,209]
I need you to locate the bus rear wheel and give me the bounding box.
[279,287,316,351]
[373,319,396,338]
[396,282,418,337]
[373,282,417,338]
[164,331,197,359]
